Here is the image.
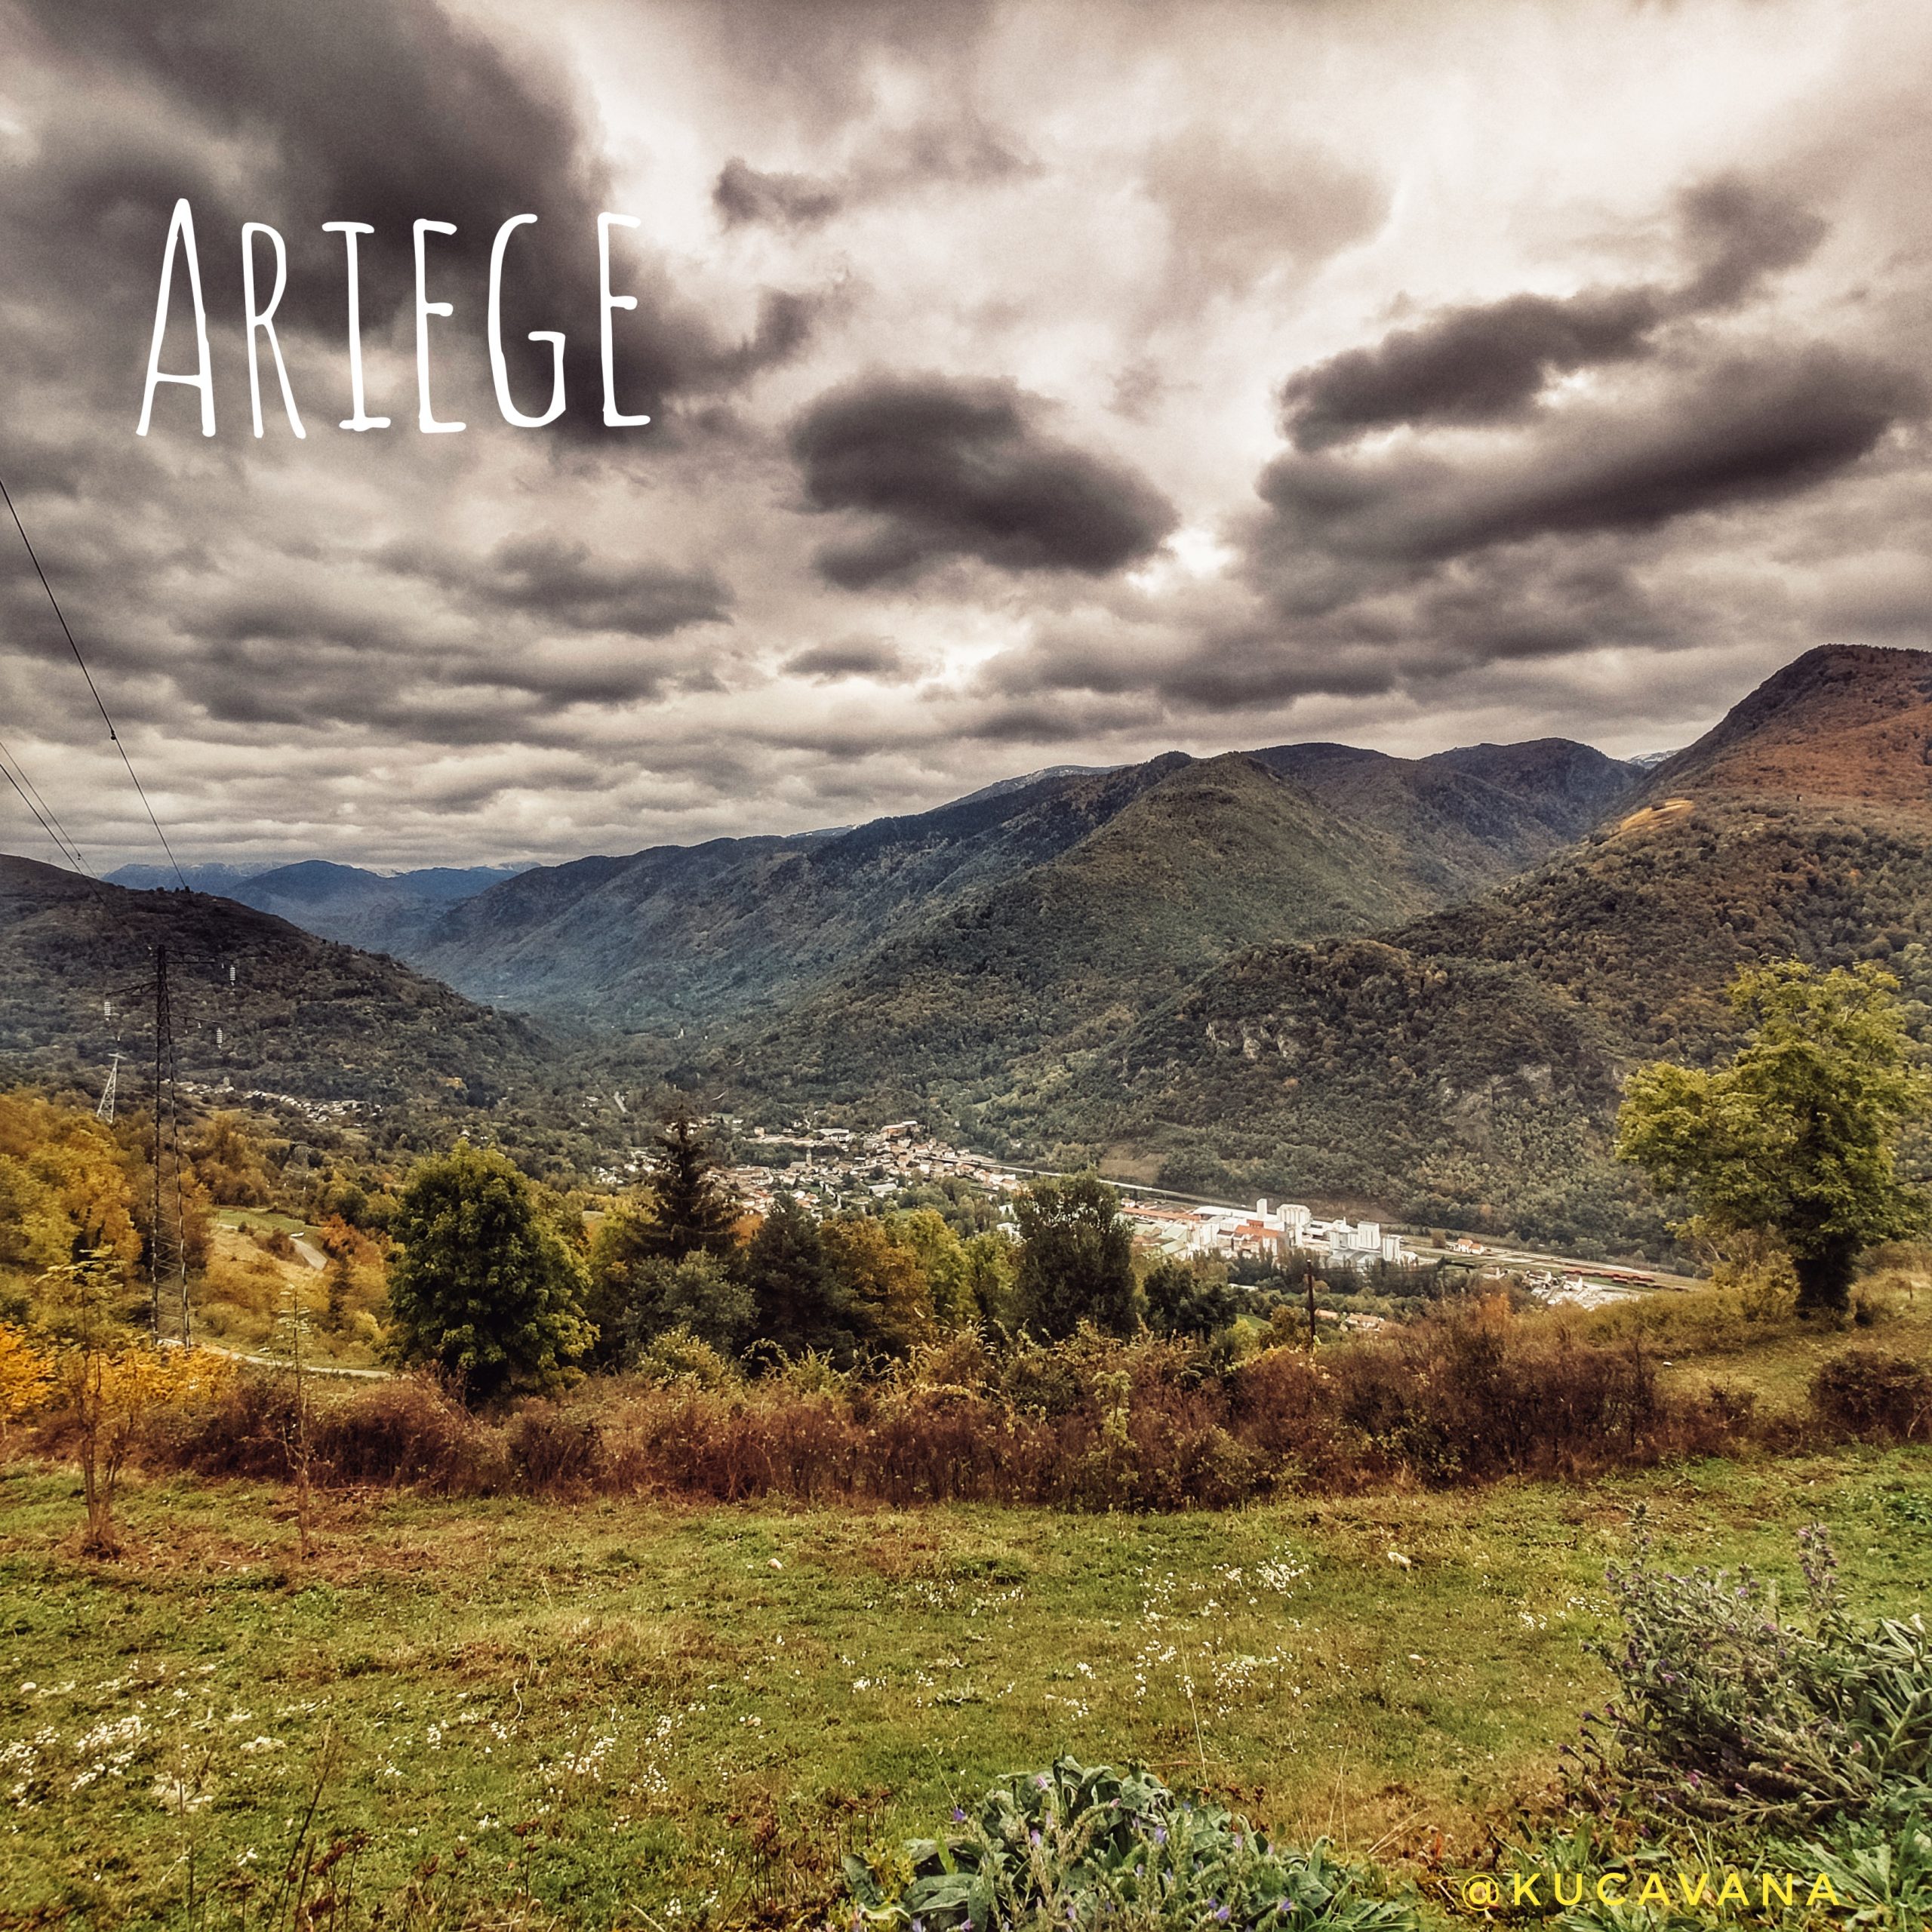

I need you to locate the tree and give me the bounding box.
[743,1192,838,1356]
[891,1207,979,1327]
[635,1111,742,1261]
[386,1144,591,1403]
[1143,1257,1238,1339]
[1011,1174,1137,1340]
[820,1214,933,1355]
[613,1252,754,1358]
[0,1091,141,1283]
[1616,961,1932,1316]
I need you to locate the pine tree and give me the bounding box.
[637,1110,742,1262]
[743,1191,836,1355]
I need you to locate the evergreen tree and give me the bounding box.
[637,1110,741,1261]
[386,1144,590,1404]
[1012,1173,1138,1339]
[743,1191,837,1356]
[616,1252,755,1357]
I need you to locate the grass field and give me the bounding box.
[2,1444,1927,1929]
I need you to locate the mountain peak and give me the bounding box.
[1646,642,1932,810]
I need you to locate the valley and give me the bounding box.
[9,643,1932,1264]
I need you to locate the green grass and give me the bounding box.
[1,1447,1928,1928]
[209,1209,315,1238]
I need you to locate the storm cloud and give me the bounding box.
[790,374,1177,586]
[1,0,1929,872]
[1260,345,1927,569]
[1279,177,1830,452]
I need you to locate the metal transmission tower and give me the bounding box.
[96,1051,122,1124]
[149,946,190,1342]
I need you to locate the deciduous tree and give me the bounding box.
[386,1144,591,1402]
[1616,961,1931,1316]
[1012,1174,1137,1340]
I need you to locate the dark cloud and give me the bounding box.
[1281,288,1664,451]
[712,115,1026,234]
[790,372,1177,586]
[388,537,732,637]
[783,638,914,680]
[1278,175,1829,451]
[8,0,814,438]
[1677,174,1832,310]
[1258,344,1925,568]
[715,158,844,231]
[468,538,731,636]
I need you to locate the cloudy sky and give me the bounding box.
[1,0,1927,872]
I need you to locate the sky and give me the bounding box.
[0,0,1927,872]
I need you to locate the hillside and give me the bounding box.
[712,753,1452,1105]
[0,857,555,1111]
[706,641,1932,1260]
[1016,647,1932,1251]
[1642,641,1932,809]
[408,737,1638,1031]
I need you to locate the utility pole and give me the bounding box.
[147,944,190,1343]
[151,946,166,1337]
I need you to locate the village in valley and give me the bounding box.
[608,1117,1692,1315]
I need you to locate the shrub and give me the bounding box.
[308,1377,507,1494]
[627,1324,741,1389]
[842,1758,1417,1932]
[505,1403,605,1495]
[1575,1518,1932,1829]
[1811,1348,1932,1442]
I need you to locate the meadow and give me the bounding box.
[2,1441,1927,1930]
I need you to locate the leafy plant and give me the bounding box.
[1574,1516,1932,1829]
[842,1757,1417,1932]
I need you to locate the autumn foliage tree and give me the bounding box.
[1617,961,1932,1316]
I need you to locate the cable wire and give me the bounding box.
[0,469,188,890]
[0,731,94,875]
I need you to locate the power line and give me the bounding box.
[0,731,94,875]
[0,468,188,891]
[0,744,89,874]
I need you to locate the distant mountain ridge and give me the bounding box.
[105,859,528,955]
[403,734,1644,1031]
[0,857,552,1109]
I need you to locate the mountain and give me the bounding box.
[409,758,1198,1025]
[1248,738,1635,897]
[106,861,261,893]
[1017,645,1932,1255]
[1640,642,1932,810]
[714,753,1451,1106]
[410,737,1641,1032]
[220,860,528,955]
[0,857,554,1111]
